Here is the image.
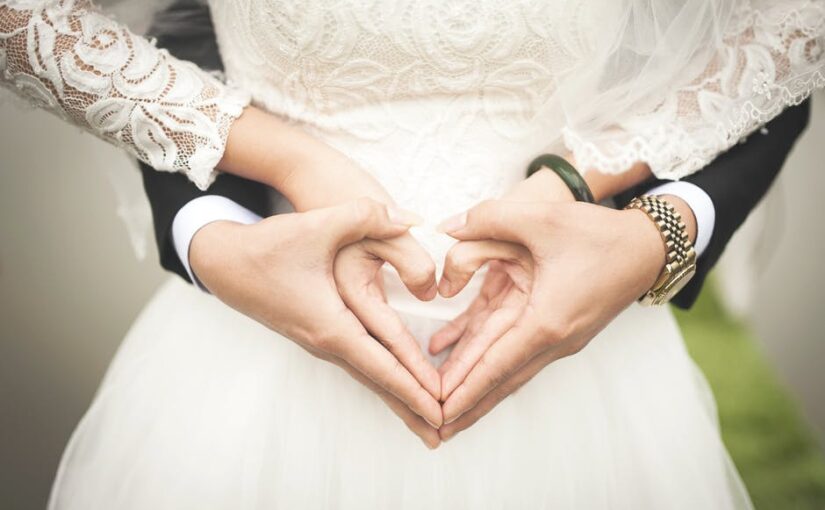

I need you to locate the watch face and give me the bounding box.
[661,265,697,302]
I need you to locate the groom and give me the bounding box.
[138,0,811,443]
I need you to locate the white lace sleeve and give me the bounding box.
[563,1,825,180]
[0,0,250,190]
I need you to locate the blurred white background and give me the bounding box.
[1,92,824,507]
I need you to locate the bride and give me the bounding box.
[2,0,823,508]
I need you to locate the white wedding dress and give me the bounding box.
[2,1,825,508]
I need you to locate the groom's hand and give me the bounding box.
[189,198,443,447]
[334,235,441,399]
[434,199,670,441]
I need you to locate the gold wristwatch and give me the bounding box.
[624,195,697,306]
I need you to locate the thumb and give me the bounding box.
[361,235,438,301]
[436,200,539,244]
[316,198,422,249]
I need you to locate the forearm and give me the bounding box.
[583,162,653,203]
[218,106,391,211]
[527,158,696,243]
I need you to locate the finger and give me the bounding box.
[345,288,441,399]
[428,299,480,356]
[430,264,512,355]
[437,302,493,376]
[437,200,547,243]
[335,327,444,428]
[314,198,419,248]
[440,303,521,400]
[430,268,510,356]
[439,240,529,298]
[441,319,543,425]
[439,349,556,442]
[436,272,514,374]
[363,235,437,300]
[335,358,441,449]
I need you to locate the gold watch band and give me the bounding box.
[625,195,697,306]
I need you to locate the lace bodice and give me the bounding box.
[207,0,824,258]
[1,0,824,201]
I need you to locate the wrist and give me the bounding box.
[658,194,698,244]
[621,209,669,295]
[622,195,698,305]
[565,154,652,203]
[504,168,576,203]
[189,220,247,288]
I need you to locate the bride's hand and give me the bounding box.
[190,198,443,447]
[433,199,669,441]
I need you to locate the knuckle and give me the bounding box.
[446,244,476,275]
[537,319,567,347]
[407,259,436,288]
[477,354,506,388]
[353,197,381,223]
[310,329,341,354]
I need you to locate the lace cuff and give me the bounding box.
[0,0,251,190]
[564,1,825,180]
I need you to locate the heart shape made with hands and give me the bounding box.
[334,218,536,440]
[337,194,643,445]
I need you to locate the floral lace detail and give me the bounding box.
[564,1,825,180]
[209,0,599,259]
[0,0,250,190]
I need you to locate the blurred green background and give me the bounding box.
[678,284,825,509]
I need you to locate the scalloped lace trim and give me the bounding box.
[564,2,825,180]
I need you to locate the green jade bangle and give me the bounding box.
[526,154,595,204]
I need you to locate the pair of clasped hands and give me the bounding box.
[199,111,673,449]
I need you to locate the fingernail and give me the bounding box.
[436,212,467,234]
[442,406,460,425]
[387,206,424,226]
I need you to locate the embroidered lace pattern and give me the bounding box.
[564,1,825,179]
[0,0,250,189]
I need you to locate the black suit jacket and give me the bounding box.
[140,0,811,310]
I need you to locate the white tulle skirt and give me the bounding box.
[49,276,752,509]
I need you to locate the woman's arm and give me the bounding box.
[0,0,248,189]
[0,0,366,203]
[217,106,392,211]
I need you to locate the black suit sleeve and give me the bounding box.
[615,100,811,310]
[139,1,271,282]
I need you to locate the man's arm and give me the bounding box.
[139,0,270,283]
[615,99,812,309]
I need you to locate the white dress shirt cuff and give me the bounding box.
[172,196,263,291]
[645,181,715,258]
